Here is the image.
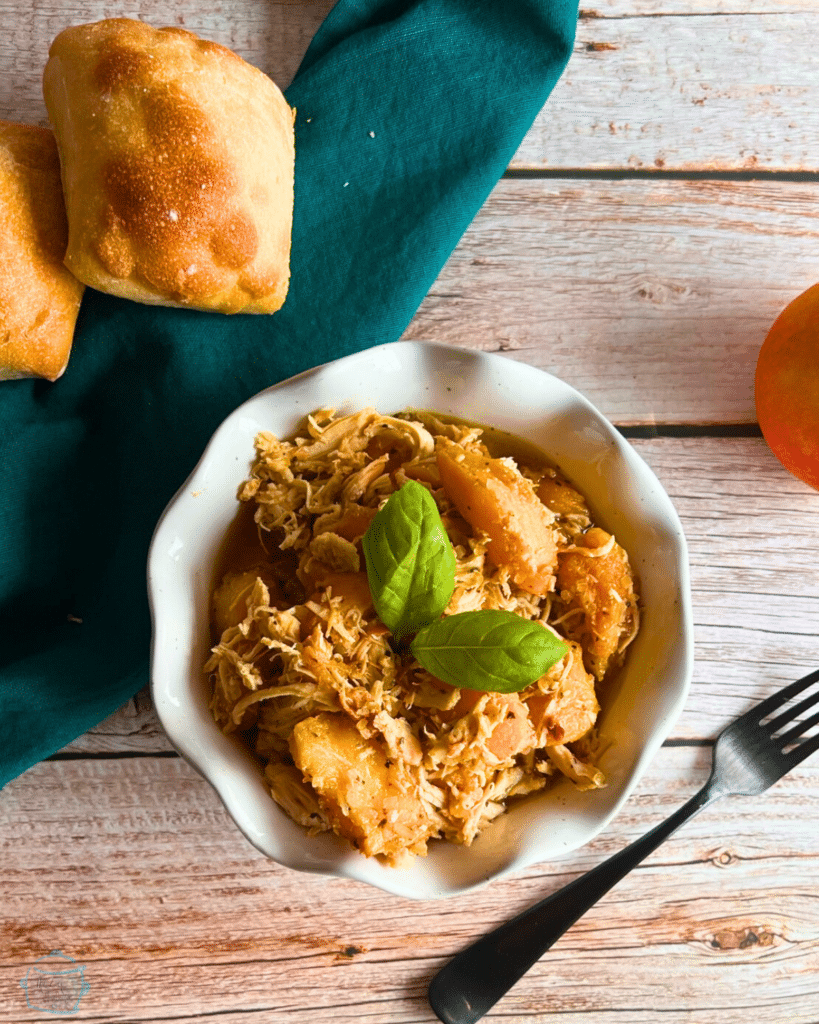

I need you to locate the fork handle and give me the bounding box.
[428,784,718,1024]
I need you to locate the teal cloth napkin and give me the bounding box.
[0,0,578,786]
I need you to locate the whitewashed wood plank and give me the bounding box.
[582,0,819,11]
[639,436,819,739]
[520,9,819,171]
[404,177,819,425]
[2,2,818,173]
[57,437,819,754]
[2,747,817,1023]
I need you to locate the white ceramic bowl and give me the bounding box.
[148,341,693,900]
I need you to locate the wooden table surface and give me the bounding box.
[2,2,819,1022]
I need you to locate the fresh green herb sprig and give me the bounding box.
[410,609,568,693]
[362,479,456,637]
[362,481,567,691]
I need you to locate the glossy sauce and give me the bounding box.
[209,409,569,639]
[209,500,301,639]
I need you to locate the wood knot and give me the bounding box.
[335,945,365,961]
[710,927,775,951]
[710,847,737,868]
[631,279,691,306]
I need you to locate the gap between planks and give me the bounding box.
[505,169,819,183]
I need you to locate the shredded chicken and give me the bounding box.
[205,408,640,864]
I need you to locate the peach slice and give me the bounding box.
[437,442,557,596]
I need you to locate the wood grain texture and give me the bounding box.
[643,436,819,736]
[56,435,819,757]
[2,2,818,173]
[2,747,817,1023]
[404,178,819,425]
[525,8,819,171]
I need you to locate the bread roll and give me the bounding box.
[43,19,295,315]
[0,121,84,381]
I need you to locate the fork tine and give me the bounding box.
[765,687,819,735]
[784,730,819,770]
[744,667,819,724]
[775,707,819,749]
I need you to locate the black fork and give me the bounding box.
[428,667,819,1024]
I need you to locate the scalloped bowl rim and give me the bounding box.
[148,340,693,900]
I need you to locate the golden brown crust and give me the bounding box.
[43,18,295,314]
[0,121,85,381]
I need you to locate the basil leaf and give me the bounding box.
[410,609,568,693]
[362,479,456,637]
